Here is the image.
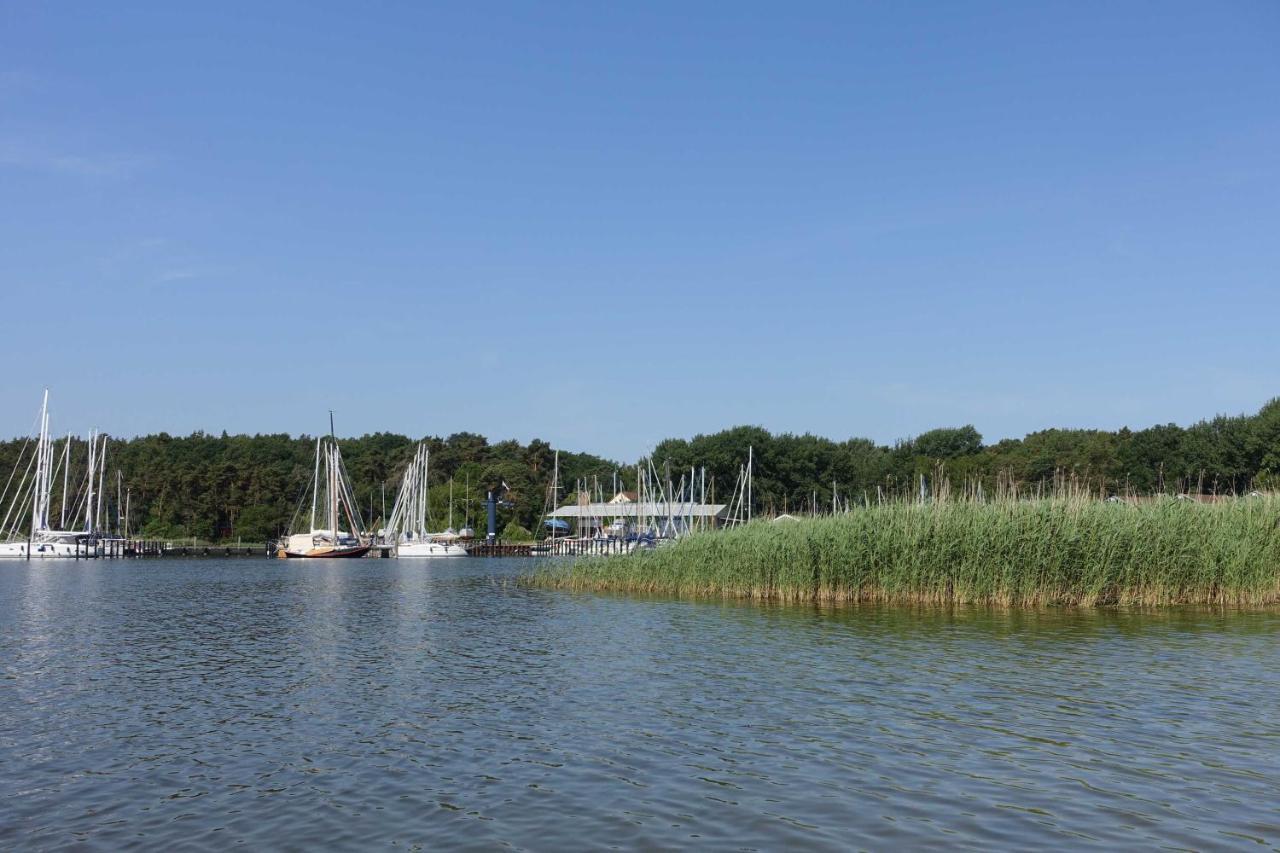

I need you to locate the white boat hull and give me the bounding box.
[396,541,467,558]
[0,540,90,558]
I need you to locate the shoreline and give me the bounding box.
[531,496,1280,607]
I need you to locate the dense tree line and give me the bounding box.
[0,431,616,543]
[1,398,1277,542]
[652,398,1280,515]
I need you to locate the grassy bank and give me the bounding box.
[532,496,1280,606]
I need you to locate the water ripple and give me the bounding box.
[2,558,1279,849]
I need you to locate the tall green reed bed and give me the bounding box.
[532,497,1280,606]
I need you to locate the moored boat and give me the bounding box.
[385,444,468,557]
[281,530,371,558]
[280,422,371,558]
[0,391,109,559]
[396,538,466,558]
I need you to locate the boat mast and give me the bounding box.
[84,429,96,532]
[407,446,417,537]
[407,447,417,538]
[59,433,71,529]
[700,467,706,533]
[41,402,52,532]
[95,436,106,534]
[309,436,321,533]
[325,440,335,535]
[404,445,416,538]
[689,465,695,535]
[329,412,338,538]
[638,464,643,534]
[30,391,49,536]
[448,477,453,531]
[552,450,559,539]
[420,448,430,538]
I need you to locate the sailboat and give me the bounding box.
[530,450,563,555]
[0,391,107,558]
[386,443,467,557]
[281,430,371,558]
[457,471,475,539]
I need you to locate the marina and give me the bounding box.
[4,4,1275,850]
[0,392,124,560]
[381,443,468,558]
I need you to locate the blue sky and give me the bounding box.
[1,2,1277,460]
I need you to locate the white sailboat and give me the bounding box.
[0,391,107,558]
[386,443,467,557]
[281,430,370,558]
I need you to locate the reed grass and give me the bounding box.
[531,495,1280,606]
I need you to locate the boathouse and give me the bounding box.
[548,494,729,536]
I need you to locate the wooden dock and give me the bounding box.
[58,539,267,558]
[51,538,635,559]
[151,544,263,557]
[466,542,532,557]
[466,538,637,557]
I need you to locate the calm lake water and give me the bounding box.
[2,557,1279,850]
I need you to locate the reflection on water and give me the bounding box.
[2,558,1279,849]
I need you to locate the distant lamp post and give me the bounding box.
[484,481,514,542]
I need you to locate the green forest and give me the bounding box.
[2,398,1279,543]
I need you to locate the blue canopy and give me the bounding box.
[543,518,570,530]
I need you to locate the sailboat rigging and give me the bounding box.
[0,391,109,558]
[385,443,467,557]
[281,419,371,558]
